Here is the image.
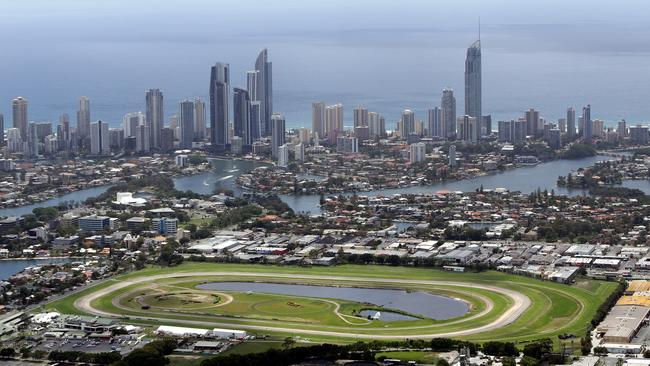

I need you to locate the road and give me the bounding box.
[74,271,532,340]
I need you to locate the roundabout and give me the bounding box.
[46,263,619,343]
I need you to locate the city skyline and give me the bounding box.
[3,1,650,129]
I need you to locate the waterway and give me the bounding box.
[2,155,644,218]
[174,158,270,196]
[196,281,468,320]
[0,185,112,218]
[280,155,624,213]
[0,257,78,280]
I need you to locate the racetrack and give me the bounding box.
[73,271,531,340]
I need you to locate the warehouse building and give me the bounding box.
[597,305,650,343]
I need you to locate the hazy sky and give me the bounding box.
[2,0,650,126]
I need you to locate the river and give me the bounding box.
[0,258,78,280]
[2,155,644,217]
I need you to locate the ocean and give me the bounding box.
[1,0,650,130]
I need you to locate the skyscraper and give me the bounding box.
[401,109,415,137]
[441,88,456,137]
[312,102,326,138]
[567,107,576,139]
[618,119,627,138]
[270,113,286,158]
[123,112,145,138]
[353,106,368,127]
[145,89,164,149]
[325,104,343,143]
[428,107,443,138]
[193,98,206,141]
[90,120,109,155]
[12,96,28,139]
[464,40,481,125]
[136,124,150,153]
[246,71,261,141]
[457,115,479,143]
[77,96,90,139]
[59,113,70,149]
[368,112,384,138]
[233,88,252,147]
[277,144,289,167]
[209,63,230,150]
[254,49,272,136]
[179,99,195,149]
[582,104,592,140]
[525,109,540,137]
[160,127,175,152]
[0,114,4,146]
[410,142,426,164]
[7,128,22,153]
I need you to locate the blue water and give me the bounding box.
[1,155,636,217]
[0,258,77,280]
[197,281,468,320]
[1,1,650,129]
[0,185,111,218]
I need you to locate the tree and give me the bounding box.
[520,356,540,366]
[283,337,296,349]
[0,347,15,358]
[593,346,608,355]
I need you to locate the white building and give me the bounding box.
[409,142,426,163]
[277,144,289,167]
[175,154,189,168]
[449,145,457,167]
[295,142,305,162]
[298,128,310,144]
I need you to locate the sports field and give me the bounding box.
[44,263,618,344]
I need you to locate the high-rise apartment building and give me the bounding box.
[76,96,91,140]
[254,49,272,136]
[312,102,326,138]
[270,113,286,158]
[410,142,426,163]
[193,98,206,141]
[179,99,195,149]
[582,105,592,140]
[12,96,28,139]
[90,120,109,155]
[457,115,478,143]
[353,106,368,127]
[441,88,456,137]
[209,63,229,150]
[567,107,576,138]
[428,107,443,138]
[233,88,253,147]
[145,89,164,149]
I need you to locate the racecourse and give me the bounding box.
[44,263,618,343]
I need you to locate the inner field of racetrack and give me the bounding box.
[43,263,618,343]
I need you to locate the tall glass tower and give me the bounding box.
[464,40,482,128]
[254,49,272,137]
[209,62,230,150]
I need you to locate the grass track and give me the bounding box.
[44,263,617,345]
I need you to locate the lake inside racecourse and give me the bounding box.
[196,281,469,320]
